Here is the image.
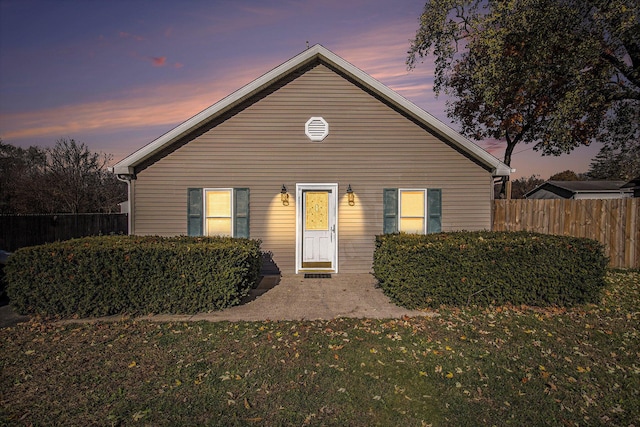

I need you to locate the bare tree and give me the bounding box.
[0,141,49,214]
[0,139,126,214]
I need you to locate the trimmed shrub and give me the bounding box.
[373,231,608,308]
[0,250,10,299]
[5,235,262,317]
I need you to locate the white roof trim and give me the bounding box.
[113,44,510,176]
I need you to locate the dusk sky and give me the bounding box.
[0,0,602,179]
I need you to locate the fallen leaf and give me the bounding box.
[132,409,150,421]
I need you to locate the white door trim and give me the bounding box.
[295,183,338,274]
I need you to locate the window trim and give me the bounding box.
[398,188,427,234]
[203,188,234,237]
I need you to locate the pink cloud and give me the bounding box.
[239,5,282,17]
[330,21,435,92]
[0,66,266,145]
[151,56,167,67]
[118,31,144,41]
[0,29,444,159]
[479,138,506,156]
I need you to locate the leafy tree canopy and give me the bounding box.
[497,174,545,199]
[587,139,640,180]
[408,0,640,168]
[549,170,581,181]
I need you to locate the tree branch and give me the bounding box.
[600,51,640,90]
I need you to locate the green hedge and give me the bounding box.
[5,235,262,317]
[373,231,608,309]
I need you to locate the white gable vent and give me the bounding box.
[305,117,329,142]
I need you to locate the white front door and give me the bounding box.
[296,184,338,272]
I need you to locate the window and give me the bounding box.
[399,190,425,234]
[205,189,232,236]
[187,188,250,238]
[383,188,441,234]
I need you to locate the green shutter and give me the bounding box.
[187,188,203,236]
[383,188,398,234]
[427,188,442,233]
[233,188,250,238]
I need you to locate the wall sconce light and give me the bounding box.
[346,184,355,206]
[281,184,289,206]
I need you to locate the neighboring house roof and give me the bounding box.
[113,44,511,177]
[525,180,632,199]
[621,176,640,189]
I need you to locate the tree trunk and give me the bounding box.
[498,136,517,198]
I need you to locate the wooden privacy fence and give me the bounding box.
[493,198,639,269]
[0,213,128,252]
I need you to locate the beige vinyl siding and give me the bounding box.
[132,63,492,273]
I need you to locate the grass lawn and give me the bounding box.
[1,271,638,426]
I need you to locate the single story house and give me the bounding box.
[113,44,510,274]
[525,180,632,200]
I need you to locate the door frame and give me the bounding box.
[295,183,338,274]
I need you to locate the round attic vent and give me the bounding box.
[305,117,329,142]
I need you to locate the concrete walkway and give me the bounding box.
[157,274,432,322]
[2,274,433,326]
[120,274,432,323]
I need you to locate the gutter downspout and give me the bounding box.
[111,168,134,235]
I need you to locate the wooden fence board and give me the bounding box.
[493,199,639,269]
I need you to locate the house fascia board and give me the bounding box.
[113,44,511,177]
[574,189,632,195]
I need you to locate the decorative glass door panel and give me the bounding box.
[302,189,334,269]
[305,192,329,230]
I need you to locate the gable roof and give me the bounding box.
[525,180,631,199]
[621,176,640,189]
[113,44,511,177]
